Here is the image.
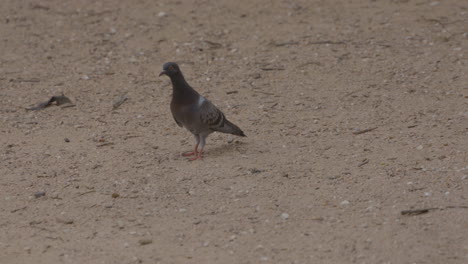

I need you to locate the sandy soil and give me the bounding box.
[1,0,467,263]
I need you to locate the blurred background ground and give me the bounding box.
[0,0,467,263]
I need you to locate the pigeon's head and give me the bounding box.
[159,62,181,77]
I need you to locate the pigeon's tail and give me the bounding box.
[217,119,246,137]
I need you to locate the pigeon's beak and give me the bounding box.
[159,71,167,77]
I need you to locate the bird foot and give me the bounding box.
[182,150,204,157]
[189,155,203,161]
[182,151,197,157]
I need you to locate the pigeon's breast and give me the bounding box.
[171,102,208,135]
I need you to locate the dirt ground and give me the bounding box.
[1,0,467,263]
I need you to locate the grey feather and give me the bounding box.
[199,99,245,136]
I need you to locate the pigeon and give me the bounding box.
[159,62,246,160]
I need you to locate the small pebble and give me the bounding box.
[138,239,153,246]
[280,212,289,220]
[117,220,125,229]
[249,168,263,174]
[424,192,432,197]
[340,200,350,205]
[251,73,261,79]
[56,217,74,224]
[34,191,46,198]
[416,145,423,150]
[64,138,70,143]
[111,193,120,198]
[158,11,167,17]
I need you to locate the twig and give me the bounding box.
[260,67,285,71]
[61,104,76,109]
[31,4,50,10]
[422,17,462,28]
[123,135,141,140]
[272,41,300,47]
[77,190,96,197]
[309,40,346,45]
[113,93,128,110]
[337,53,351,62]
[446,205,468,209]
[297,61,322,68]
[11,78,40,83]
[204,40,222,49]
[353,127,378,135]
[95,118,107,124]
[401,208,438,216]
[252,90,276,96]
[97,142,114,147]
[11,206,27,213]
[357,159,369,167]
[401,206,468,216]
[341,88,364,99]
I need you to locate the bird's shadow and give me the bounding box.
[205,141,248,157]
[174,140,247,161]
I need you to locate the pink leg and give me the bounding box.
[188,135,205,161]
[189,148,204,161]
[182,143,199,156]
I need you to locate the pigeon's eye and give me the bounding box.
[168,65,175,71]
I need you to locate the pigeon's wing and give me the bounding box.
[199,98,226,131]
[199,98,246,136]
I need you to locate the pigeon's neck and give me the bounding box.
[170,73,198,103]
